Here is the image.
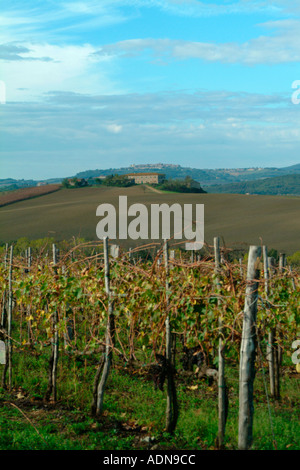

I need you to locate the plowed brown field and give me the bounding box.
[0,185,299,254]
[0,184,61,208]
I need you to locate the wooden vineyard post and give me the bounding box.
[263,246,275,397]
[268,257,275,276]
[110,244,120,259]
[279,253,286,273]
[3,246,14,390]
[52,243,57,266]
[52,244,59,401]
[273,253,286,400]
[45,244,59,402]
[164,240,178,434]
[62,262,74,349]
[269,250,279,398]
[27,246,32,269]
[289,265,296,291]
[52,310,59,402]
[238,245,261,450]
[92,237,115,417]
[26,247,34,347]
[262,246,269,295]
[64,308,74,348]
[4,243,8,269]
[128,247,133,264]
[239,258,244,278]
[1,244,8,339]
[214,237,227,448]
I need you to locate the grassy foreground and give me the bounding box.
[0,353,299,451]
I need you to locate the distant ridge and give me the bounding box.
[280,163,300,171]
[1,163,299,193]
[75,162,300,187]
[204,174,300,196]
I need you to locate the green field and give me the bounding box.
[0,185,299,254]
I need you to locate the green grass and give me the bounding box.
[0,349,299,451]
[0,404,137,450]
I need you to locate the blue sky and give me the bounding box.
[1,0,300,180]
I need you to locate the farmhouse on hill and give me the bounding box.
[125,172,166,185]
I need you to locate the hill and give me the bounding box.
[0,184,62,207]
[204,174,300,195]
[1,163,299,192]
[0,185,299,255]
[76,163,300,186]
[0,178,63,192]
[280,163,300,171]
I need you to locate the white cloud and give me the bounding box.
[2,42,122,101]
[0,1,136,43]
[1,0,299,106]
[94,15,300,65]
[0,1,289,45]
[2,89,297,154]
[106,123,123,133]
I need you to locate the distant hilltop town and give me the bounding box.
[129,163,181,169]
[130,164,264,171]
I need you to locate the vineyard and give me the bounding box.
[0,238,299,451]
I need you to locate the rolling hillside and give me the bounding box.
[76,163,300,186]
[0,185,299,255]
[204,174,300,195]
[1,163,299,192]
[0,184,61,207]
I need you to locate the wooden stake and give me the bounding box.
[164,240,178,434]
[238,245,261,450]
[279,253,286,274]
[263,246,275,397]
[4,243,8,269]
[52,245,59,401]
[289,265,296,291]
[52,310,59,402]
[274,253,286,399]
[95,237,115,416]
[27,246,31,269]
[239,258,243,278]
[52,243,57,266]
[45,246,59,402]
[215,237,227,448]
[1,244,8,336]
[26,246,33,346]
[7,245,13,390]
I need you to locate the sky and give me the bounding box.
[1,0,300,180]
